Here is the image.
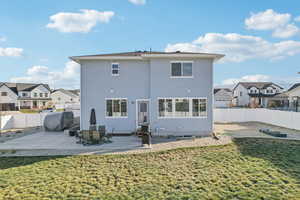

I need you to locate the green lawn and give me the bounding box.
[0,138,300,200]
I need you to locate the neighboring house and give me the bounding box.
[0,82,51,111]
[214,88,232,108]
[51,89,80,108]
[70,51,224,136]
[282,83,300,109]
[0,83,18,111]
[232,82,283,107]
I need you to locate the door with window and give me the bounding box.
[137,100,149,127]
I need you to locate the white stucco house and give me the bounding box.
[0,82,51,111]
[232,82,283,107]
[51,89,80,109]
[70,51,224,136]
[213,88,232,108]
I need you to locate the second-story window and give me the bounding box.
[34,93,37,97]
[45,93,48,98]
[111,63,119,76]
[171,61,193,77]
[1,92,7,96]
[40,93,43,97]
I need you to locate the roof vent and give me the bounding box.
[176,51,181,53]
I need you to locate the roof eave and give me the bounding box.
[69,56,144,63]
[69,53,225,63]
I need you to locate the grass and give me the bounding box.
[19,109,40,114]
[0,138,299,200]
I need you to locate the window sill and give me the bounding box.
[158,116,207,119]
[170,76,193,79]
[105,116,128,119]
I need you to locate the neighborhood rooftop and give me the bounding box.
[0,82,51,94]
[235,82,284,90]
[70,50,225,62]
[288,83,300,91]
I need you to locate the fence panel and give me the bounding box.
[214,108,300,130]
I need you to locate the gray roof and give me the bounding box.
[72,51,222,57]
[214,88,232,94]
[70,50,225,62]
[234,82,283,90]
[52,89,79,97]
[0,82,51,94]
[288,83,300,91]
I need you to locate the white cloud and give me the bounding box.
[0,36,6,42]
[46,9,115,33]
[128,0,146,5]
[295,16,300,22]
[245,9,299,38]
[0,47,23,57]
[245,9,290,30]
[165,33,300,62]
[222,74,271,85]
[272,24,299,38]
[10,61,80,89]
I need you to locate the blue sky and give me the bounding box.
[1,0,300,89]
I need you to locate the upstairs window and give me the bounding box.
[171,61,193,77]
[1,92,7,96]
[40,93,43,97]
[45,93,48,98]
[111,63,119,76]
[34,93,37,97]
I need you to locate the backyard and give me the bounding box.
[0,138,299,200]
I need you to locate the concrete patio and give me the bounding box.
[0,131,142,151]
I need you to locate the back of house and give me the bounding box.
[71,51,224,136]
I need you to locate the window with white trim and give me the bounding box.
[111,63,119,76]
[106,99,127,117]
[158,98,207,118]
[171,62,193,77]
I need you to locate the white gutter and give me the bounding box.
[70,53,225,63]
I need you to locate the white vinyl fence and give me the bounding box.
[1,109,300,131]
[0,111,80,131]
[214,108,300,130]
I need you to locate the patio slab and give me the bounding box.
[0,131,142,150]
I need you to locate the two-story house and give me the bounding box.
[0,82,51,110]
[70,51,224,136]
[214,88,232,108]
[232,82,283,107]
[51,89,80,108]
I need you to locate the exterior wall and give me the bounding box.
[0,85,18,105]
[214,89,232,108]
[51,91,80,106]
[149,58,213,136]
[233,84,250,106]
[80,58,214,135]
[80,60,150,133]
[31,85,50,99]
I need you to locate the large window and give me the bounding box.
[158,99,173,117]
[171,61,193,77]
[158,98,207,118]
[106,98,127,117]
[111,63,119,76]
